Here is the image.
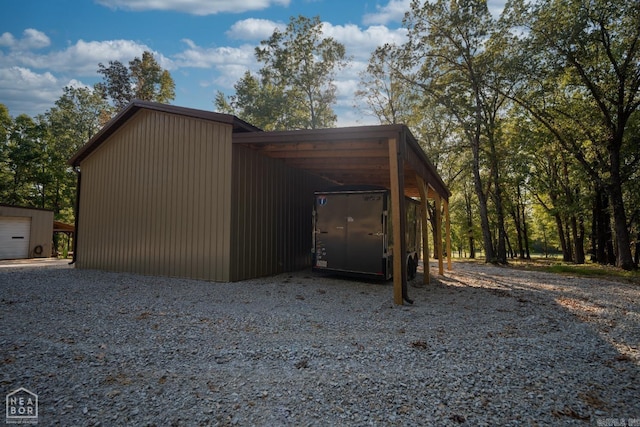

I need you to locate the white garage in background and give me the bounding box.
[0,205,53,260]
[0,217,31,259]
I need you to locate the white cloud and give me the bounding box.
[226,18,284,41]
[0,29,50,50]
[0,67,77,116]
[3,37,164,75]
[0,32,17,47]
[322,22,407,61]
[96,0,290,15]
[363,0,411,25]
[174,39,256,71]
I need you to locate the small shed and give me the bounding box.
[0,205,54,259]
[69,100,451,304]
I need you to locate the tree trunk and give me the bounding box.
[464,188,475,259]
[555,214,571,262]
[571,214,585,264]
[488,138,508,264]
[505,232,514,259]
[471,136,494,263]
[512,206,524,259]
[564,219,573,262]
[521,198,531,259]
[593,189,613,264]
[608,147,635,269]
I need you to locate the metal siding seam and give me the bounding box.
[132,115,141,272]
[150,111,161,275]
[119,122,129,271]
[216,124,226,280]
[232,146,243,281]
[252,149,258,278]
[204,123,214,280]
[214,124,223,280]
[223,125,233,281]
[195,122,204,279]
[180,116,190,278]
[211,123,220,280]
[103,137,113,269]
[167,114,177,277]
[156,113,164,274]
[145,113,153,274]
[184,117,194,278]
[241,147,251,280]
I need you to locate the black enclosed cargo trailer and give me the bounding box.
[312,186,420,280]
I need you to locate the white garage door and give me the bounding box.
[0,217,31,259]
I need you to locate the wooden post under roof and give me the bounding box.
[415,174,430,285]
[444,199,452,270]
[435,193,444,275]
[388,137,408,305]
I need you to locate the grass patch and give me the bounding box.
[509,258,640,283]
[447,256,640,283]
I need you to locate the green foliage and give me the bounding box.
[503,0,640,269]
[0,87,109,221]
[97,51,175,110]
[216,15,347,130]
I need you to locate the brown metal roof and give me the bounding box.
[69,101,449,201]
[69,100,261,167]
[233,124,450,200]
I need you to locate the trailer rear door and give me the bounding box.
[314,191,386,276]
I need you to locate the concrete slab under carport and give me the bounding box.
[233,124,452,305]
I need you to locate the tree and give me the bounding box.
[505,0,640,270]
[43,86,110,219]
[97,51,175,110]
[398,0,509,264]
[0,104,13,199]
[355,45,418,125]
[217,15,347,130]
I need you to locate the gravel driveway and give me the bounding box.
[1,260,638,426]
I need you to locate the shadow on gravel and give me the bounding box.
[415,262,639,423]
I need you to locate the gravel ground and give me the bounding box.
[1,260,638,426]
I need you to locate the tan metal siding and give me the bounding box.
[230,145,331,281]
[77,109,233,281]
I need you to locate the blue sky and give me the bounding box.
[1,0,504,126]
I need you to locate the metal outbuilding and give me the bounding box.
[0,205,54,259]
[69,100,451,304]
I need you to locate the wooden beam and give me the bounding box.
[265,147,389,159]
[415,174,430,285]
[255,140,386,152]
[435,194,444,275]
[388,137,407,305]
[444,199,452,271]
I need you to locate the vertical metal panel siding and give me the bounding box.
[230,145,331,281]
[77,110,233,281]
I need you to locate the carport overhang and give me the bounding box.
[233,124,452,305]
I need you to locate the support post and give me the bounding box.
[444,199,452,271]
[435,194,444,275]
[416,175,430,285]
[388,137,408,305]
